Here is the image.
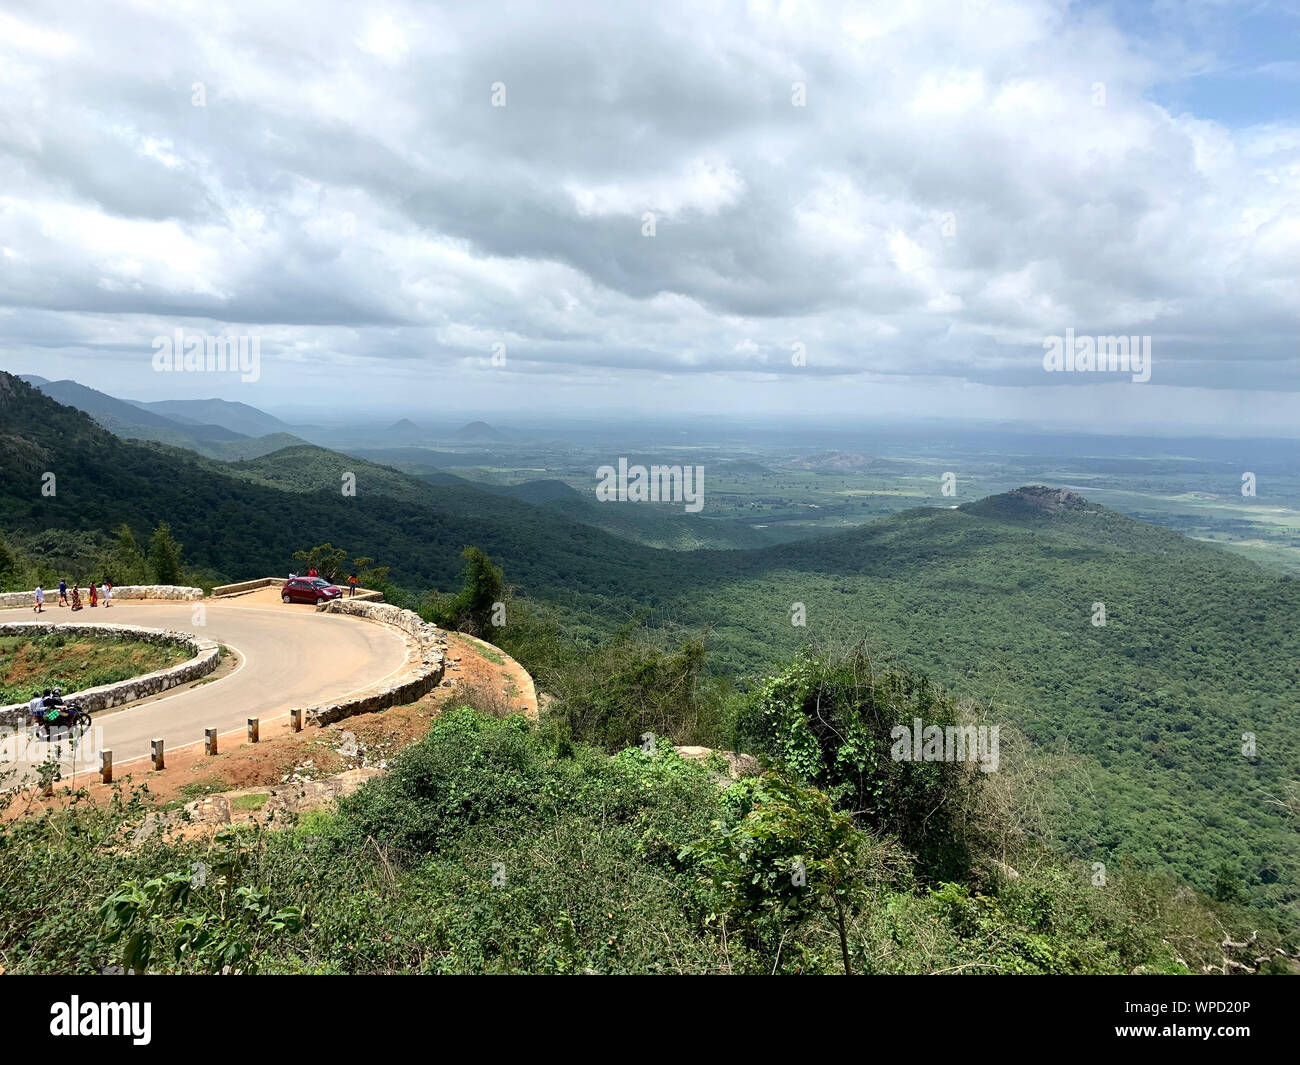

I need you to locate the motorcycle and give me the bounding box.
[34,699,92,737]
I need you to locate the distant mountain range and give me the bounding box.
[18,376,307,460]
[376,419,510,444]
[385,418,428,443]
[132,397,294,437]
[18,376,532,458]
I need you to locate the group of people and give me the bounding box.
[31,579,113,613]
[27,687,67,724]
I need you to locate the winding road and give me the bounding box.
[1,589,408,779]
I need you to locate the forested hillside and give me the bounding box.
[1,371,1296,914]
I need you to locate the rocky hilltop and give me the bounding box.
[1004,485,1098,513]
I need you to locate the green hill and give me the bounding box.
[0,373,673,625]
[659,505,1300,906]
[206,432,314,461]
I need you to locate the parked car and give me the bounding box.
[282,577,342,604]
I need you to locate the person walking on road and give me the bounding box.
[348,572,358,597]
[33,585,43,613]
[58,578,68,607]
[102,581,112,608]
[70,586,82,611]
[88,582,97,608]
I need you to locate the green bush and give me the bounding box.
[333,708,548,859]
[1,710,1289,975]
[541,624,729,751]
[736,648,990,881]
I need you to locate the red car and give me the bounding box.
[282,577,342,605]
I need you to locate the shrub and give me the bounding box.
[333,708,547,859]
[541,625,728,751]
[735,647,989,880]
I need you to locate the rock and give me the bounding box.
[131,810,176,844]
[1005,485,1097,514]
[673,745,761,782]
[991,860,1021,881]
[183,795,231,825]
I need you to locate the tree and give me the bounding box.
[430,546,505,638]
[293,543,348,580]
[456,546,504,634]
[148,523,184,585]
[688,774,870,974]
[104,524,146,584]
[735,647,987,881]
[0,530,19,590]
[1212,862,1245,904]
[545,627,723,750]
[350,555,389,587]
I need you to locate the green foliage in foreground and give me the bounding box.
[99,828,304,975]
[1,708,1290,975]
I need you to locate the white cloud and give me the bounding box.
[0,0,1295,431]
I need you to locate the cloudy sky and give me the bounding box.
[0,0,1297,433]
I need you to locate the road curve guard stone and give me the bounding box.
[301,600,447,726]
[0,622,220,726]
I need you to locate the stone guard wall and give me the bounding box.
[302,600,446,726]
[212,577,383,602]
[212,577,284,597]
[0,585,202,609]
[0,623,220,725]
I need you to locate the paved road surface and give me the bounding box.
[1,592,407,780]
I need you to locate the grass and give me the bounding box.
[230,793,269,811]
[0,633,190,704]
[179,775,228,800]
